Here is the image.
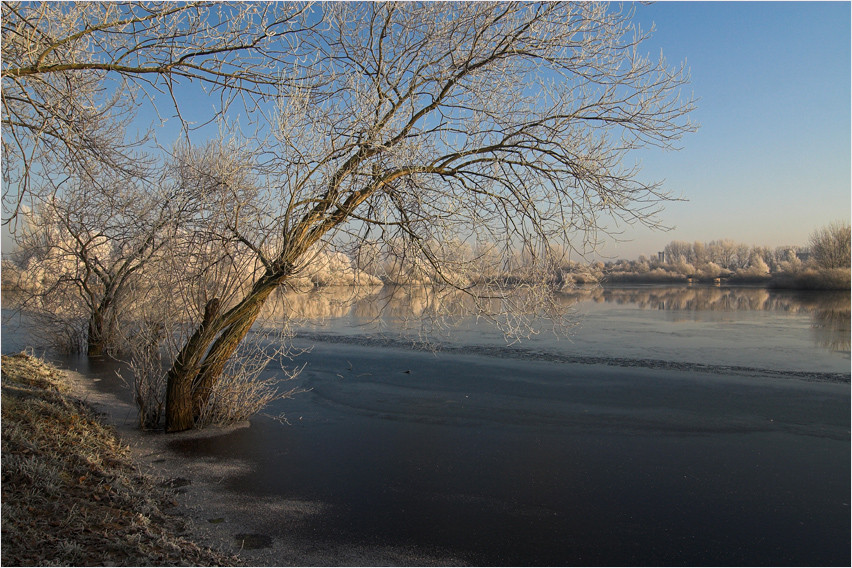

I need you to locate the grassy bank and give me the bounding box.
[1,352,238,566]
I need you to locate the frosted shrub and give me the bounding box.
[733,257,771,282]
[307,251,381,287]
[194,330,306,427]
[290,247,382,288]
[648,268,685,282]
[672,260,696,276]
[695,262,723,280]
[769,267,851,290]
[120,321,169,429]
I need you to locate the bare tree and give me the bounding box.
[1,1,311,222]
[809,221,851,270]
[663,240,692,264]
[117,270,308,430]
[706,239,739,271]
[14,164,183,356]
[162,2,697,431]
[692,240,706,265]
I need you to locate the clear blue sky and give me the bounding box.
[600,1,851,260]
[2,2,849,260]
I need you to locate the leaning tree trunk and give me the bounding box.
[164,298,224,432]
[190,299,267,419]
[164,167,373,432]
[164,275,280,432]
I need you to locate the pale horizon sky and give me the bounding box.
[594,0,851,261]
[2,2,850,262]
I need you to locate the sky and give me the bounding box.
[2,1,850,261]
[597,1,851,260]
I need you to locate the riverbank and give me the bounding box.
[4,266,850,296]
[1,352,462,566]
[0,352,237,566]
[599,266,851,289]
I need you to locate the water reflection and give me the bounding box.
[5,284,848,356]
[560,285,848,315]
[578,286,850,354]
[572,286,849,354]
[267,285,524,323]
[270,285,850,354]
[811,305,851,353]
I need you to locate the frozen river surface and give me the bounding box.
[3,285,850,565]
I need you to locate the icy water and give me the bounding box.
[2,285,850,565]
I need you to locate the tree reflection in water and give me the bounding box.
[263,284,850,354]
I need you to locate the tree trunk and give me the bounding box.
[87,310,106,357]
[86,304,111,357]
[190,299,266,419]
[164,298,221,432]
[87,289,117,357]
[164,276,280,432]
[165,375,196,431]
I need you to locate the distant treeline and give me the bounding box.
[561,225,850,289]
[4,224,850,295]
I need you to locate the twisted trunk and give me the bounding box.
[163,311,217,432]
[190,288,272,418]
[164,138,383,432]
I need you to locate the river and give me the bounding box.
[2,284,849,565]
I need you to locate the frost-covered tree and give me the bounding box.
[2,1,310,221]
[160,2,696,431]
[809,221,851,270]
[15,166,180,355]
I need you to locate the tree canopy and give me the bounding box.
[2,2,698,432]
[1,1,310,219]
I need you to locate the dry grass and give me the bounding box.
[1,352,240,566]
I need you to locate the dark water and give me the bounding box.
[3,285,850,565]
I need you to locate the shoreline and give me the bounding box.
[43,355,465,566]
[3,266,851,297]
[1,353,238,566]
